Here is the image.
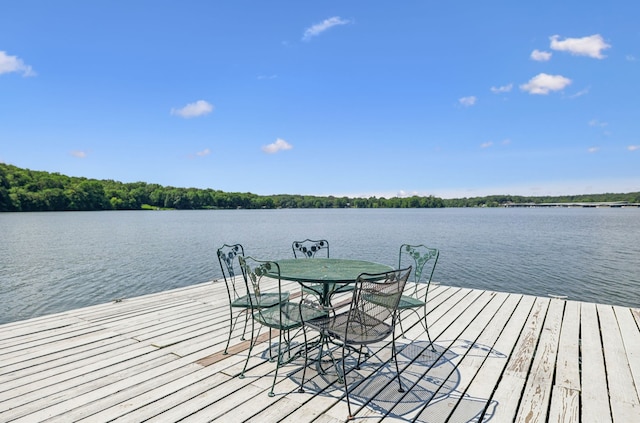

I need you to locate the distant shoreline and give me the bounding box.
[2,163,639,212]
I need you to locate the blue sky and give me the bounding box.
[1,1,639,199]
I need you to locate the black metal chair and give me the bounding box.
[397,244,439,343]
[299,266,412,420]
[217,244,288,355]
[239,255,326,397]
[292,239,353,302]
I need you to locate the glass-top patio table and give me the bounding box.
[275,258,393,306]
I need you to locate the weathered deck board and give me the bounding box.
[0,280,638,422]
[547,300,580,423]
[580,302,612,423]
[598,304,640,421]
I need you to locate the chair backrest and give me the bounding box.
[217,243,245,300]
[292,239,329,258]
[238,256,284,321]
[398,244,439,285]
[347,267,412,340]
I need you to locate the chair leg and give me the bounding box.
[398,312,407,338]
[342,344,354,420]
[392,333,405,393]
[239,318,257,378]
[298,325,309,393]
[240,309,250,340]
[318,334,343,382]
[355,346,364,370]
[269,328,284,397]
[268,328,275,361]
[224,307,235,354]
[422,304,435,350]
[225,309,251,354]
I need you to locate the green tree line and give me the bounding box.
[1,163,638,212]
[0,163,445,211]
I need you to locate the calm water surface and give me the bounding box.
[1,208,639,324]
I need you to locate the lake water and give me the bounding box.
[1,208,639,324]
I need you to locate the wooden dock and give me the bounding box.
[1,280,638,422]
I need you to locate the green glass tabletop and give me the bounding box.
[275,258,393,284]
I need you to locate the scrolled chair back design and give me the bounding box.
[238,255,277,301]
[292,239,329,258]
[218,243,243,279]
[401,244,439,283]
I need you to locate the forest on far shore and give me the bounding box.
[1,163,639,212]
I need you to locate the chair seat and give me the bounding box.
[305,311,393,345]
[396,294,426,309]
[362,291,404,309]
[231,292,289,309]
[255,302,327,330]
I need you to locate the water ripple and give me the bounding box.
[1,208,638,324]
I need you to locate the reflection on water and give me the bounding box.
[1,208,639,324]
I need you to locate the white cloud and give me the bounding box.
[302,16,350,41]
[490,83,513,93]
[520,73,572,95]
[626,55,637,62]
[257,74,277,80]
[549,34,611,59]
[589,119,608,127]
[70,150,88,158]
[480,141,493,149]
[171,100,214,118]
[628,145,640,151]
[530,49,552,62]
[568,87,590,98]
[459,96,477,107]
[502,138,512,145]
[0,51,36,76]
[262,138,293,154]
[196,148,211,157]
[588,147,600,153]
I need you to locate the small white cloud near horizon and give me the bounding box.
[549,34,611,59]
[262,138,293,154]
[70,150,88,158]
[302,16,350,41]
[0,51,36,77]
[171,100,214,118]
[480,141,493,149]
[626,55,637,62]
[490,83,513,93]
[628,145,639,151]
[459,96,477,107]
[520,73,571,95]
[588,147,600,153]
[396,190,423,198]
[531,49,552,61]
[502,138,512,145]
